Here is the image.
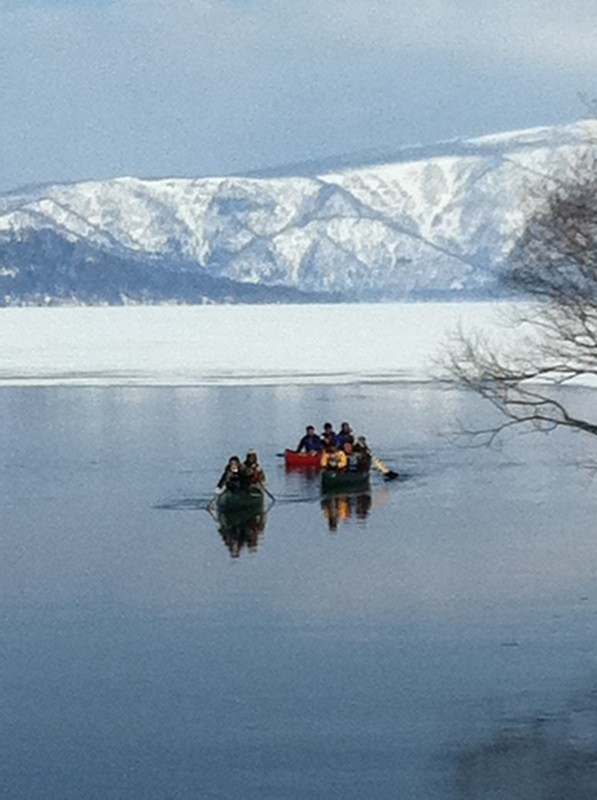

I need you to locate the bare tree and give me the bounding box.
[444,132,597,445]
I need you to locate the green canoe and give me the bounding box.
[321,469,371,493]
[217,486,265,514]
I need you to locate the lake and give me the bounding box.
[1,382,597,799]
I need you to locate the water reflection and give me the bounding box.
[320,492,372,532]
[284,463,322,490]
[216,508,268,558]
[284,464,320,478]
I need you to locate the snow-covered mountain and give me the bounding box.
[0,120,595,305]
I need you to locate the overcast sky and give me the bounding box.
[0,0,595,192]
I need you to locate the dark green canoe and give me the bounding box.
[217,486,265,514]
[321,469,371,493]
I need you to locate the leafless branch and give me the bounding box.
[442,132,597,445]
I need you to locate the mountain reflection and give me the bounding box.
[217,509,268,558]
[320,492,372,532]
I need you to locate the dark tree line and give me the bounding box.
[0,228,339,306]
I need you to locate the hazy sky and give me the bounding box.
[1,0,595,191]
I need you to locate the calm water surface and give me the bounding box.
[1,384,597,799]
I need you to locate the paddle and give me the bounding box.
[372,456,399,481]
[205,487,223,514]
[260,483,276,504]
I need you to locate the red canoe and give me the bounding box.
[284,449,322,469]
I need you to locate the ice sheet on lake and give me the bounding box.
[0,302,528,387]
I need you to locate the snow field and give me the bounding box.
[0,302,529,387]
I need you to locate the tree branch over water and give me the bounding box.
[443,129,597,445]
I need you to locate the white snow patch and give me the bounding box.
[0,302,551,388]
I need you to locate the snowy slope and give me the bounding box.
[0,120,594,305]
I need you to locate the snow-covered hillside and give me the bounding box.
[0,121,595,305]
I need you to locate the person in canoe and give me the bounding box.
[354,435,372,471]
[337,421,354,448]
[320,442,347,471]
[343,440,365,472]
[296,425,322,453]
[321,422,341,447]
[217,455,249,493]
[244,450,266,486]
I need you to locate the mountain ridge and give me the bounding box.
[0,119,595,306]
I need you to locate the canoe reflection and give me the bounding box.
[216,508,267,558]
[320,492,372,532]
[284,465,320,481]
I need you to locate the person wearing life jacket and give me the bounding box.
[321,422,341,448]
[320,442,347,471]
[343,441,362,472]
[244,450,266,485]
[217,456,248,493]
[354,435,372,471]
[296,425,322,453]
[337,421,354,448]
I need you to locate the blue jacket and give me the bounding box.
[297,433,322,452]
[321,431,341,448]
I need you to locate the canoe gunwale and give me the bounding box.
[320,468,371,493]
[217,487,265,513]
[284,449,322,469]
